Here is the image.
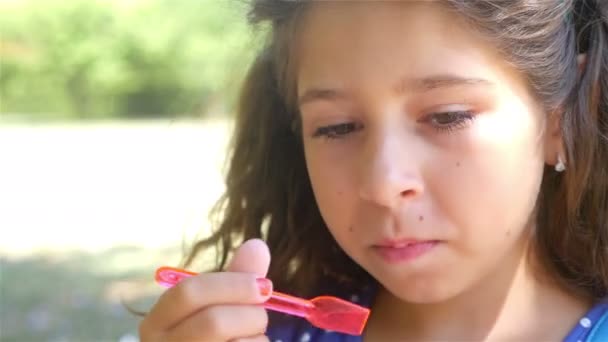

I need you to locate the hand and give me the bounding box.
[139,239,272,342]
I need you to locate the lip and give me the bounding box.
[376,239,427,248]
[372,240,440,263]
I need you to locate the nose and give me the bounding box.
[358,127,423,209]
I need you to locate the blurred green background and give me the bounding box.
[0,0,259,340]
[1,0,260,121]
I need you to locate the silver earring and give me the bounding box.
[555,154,566,172]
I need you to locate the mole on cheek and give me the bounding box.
[456,162,461,167]
[419,215,424,221]
[348,226,354,232]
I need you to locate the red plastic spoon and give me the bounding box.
[154,266,371,336]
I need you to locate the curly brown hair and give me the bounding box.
[183,0,608,300]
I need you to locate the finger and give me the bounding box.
[141,272,271,333]
[166,305,268,341]
[225,239,271,278]
[230,334,270,342]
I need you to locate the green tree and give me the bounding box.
[0,0,259,120]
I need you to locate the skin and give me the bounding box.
[297,1,589,341]
[139,239,272,342]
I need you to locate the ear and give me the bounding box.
[544,109,564,167]
[543,54,585,167]
[577,53,587,74]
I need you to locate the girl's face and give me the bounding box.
[298,2,558,302]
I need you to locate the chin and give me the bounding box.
[373,270,466,304]
[392,285,459,304]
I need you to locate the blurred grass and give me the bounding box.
[0,245,186,341]
[1,244,219,341]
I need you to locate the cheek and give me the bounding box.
[431,102,545,248]
[304,145,357,234]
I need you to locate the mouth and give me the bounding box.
[371,239,440,263]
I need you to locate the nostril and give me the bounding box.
[400,189,416,197]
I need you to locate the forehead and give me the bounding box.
[295,1,509,96]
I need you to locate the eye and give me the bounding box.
[423,111,475,133]
[312,122,362,139]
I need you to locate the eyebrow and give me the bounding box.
[298,74,494,106]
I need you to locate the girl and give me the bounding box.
[139,0,608,341]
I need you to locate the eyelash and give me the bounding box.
[311,111,475,139]
[423,110,475,133]
[312,122,363,139]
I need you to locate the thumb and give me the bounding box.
[225,238,271,278]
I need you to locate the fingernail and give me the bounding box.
[256,278,272,296]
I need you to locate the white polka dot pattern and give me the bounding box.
[580,317,592,328]
[300,332,311,342]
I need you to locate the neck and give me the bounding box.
[365,241,591,341]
